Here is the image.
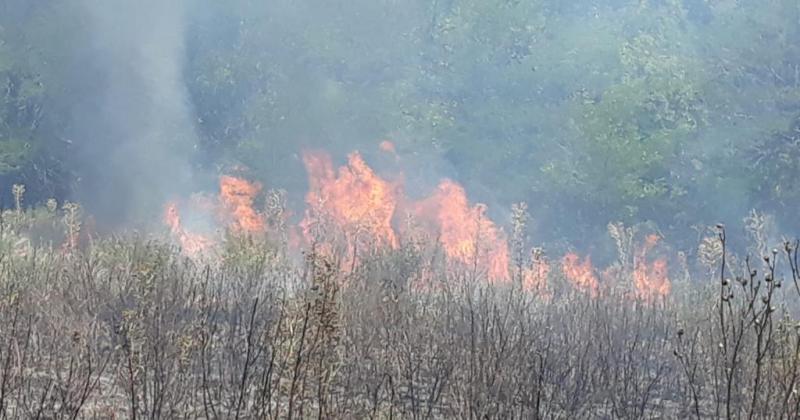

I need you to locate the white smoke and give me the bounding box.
[71,0,197,227]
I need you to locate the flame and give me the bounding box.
[379,140,397,155]
[163,202,183,236]
[158,146,674,299]
[633,234,670,301]
[561,253,599,295]
[522,252,550,293]
[413,180,510,282]
[219,175,265,234]
[301,151,400,260]
[163,175,266,257]
[298,150,510,280]
[164,201,213,256]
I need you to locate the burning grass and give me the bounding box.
[0,151,791,418]
[1,189,800,418]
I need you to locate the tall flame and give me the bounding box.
[164,201,213,256]
[299,150,511,280]
[219,175,265,234]
[301,151,400,253]
[158,144,677,303]
[561,253,599,295]
[522,250,550,293]
[633,234,671,301]
[413,180,510,282]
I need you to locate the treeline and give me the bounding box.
[1,0,800,250]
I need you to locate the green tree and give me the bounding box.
[0,4,68,202]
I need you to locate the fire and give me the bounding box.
[164,175,265,256]
[164,201,183,236]
[379,140,397,155]
[522,250,550,293]
[413,180,510,282]
[157,145,676,302]
[163,201,213,256]
[561,253,599,295]
[298,150,511,280]
[633,234,670,301]
[219,175,265,234]
[301,151,400,254]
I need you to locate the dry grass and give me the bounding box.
[0,202,799,419]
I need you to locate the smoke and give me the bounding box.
[68,0,197,228]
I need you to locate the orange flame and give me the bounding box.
[160,150,677,302]
[633,234,670,301]
[164,201,213,256]
[413,180,510,282]
[379,140,397,155]
[299,150,510,280]
[219,175,265,234]
[522,254,550,293]
[561,253,599,295]
[164,202,183,236]
[301,151,400,257]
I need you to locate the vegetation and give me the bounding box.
[2,1,800,417]
[1,1,800,249]
[0,195,796,418]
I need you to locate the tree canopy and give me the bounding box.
[1,0,798,251]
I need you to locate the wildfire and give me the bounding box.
[219,175,265,234]
[522,250,550,293]
[379,140,397,155]
[561,253,599,295]
[633,234,670,301]
[413,180,510,282]
[158,144,674,303]
[164,174,265,256]
[163,202,213,256]
[301,151,400,253]
[298,150,511,280]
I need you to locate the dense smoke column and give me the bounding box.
[68,0,197,228]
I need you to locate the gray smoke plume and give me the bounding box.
[69,0,196,228]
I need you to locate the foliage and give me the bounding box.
[1,0,800,247]
[0,200,797,417]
